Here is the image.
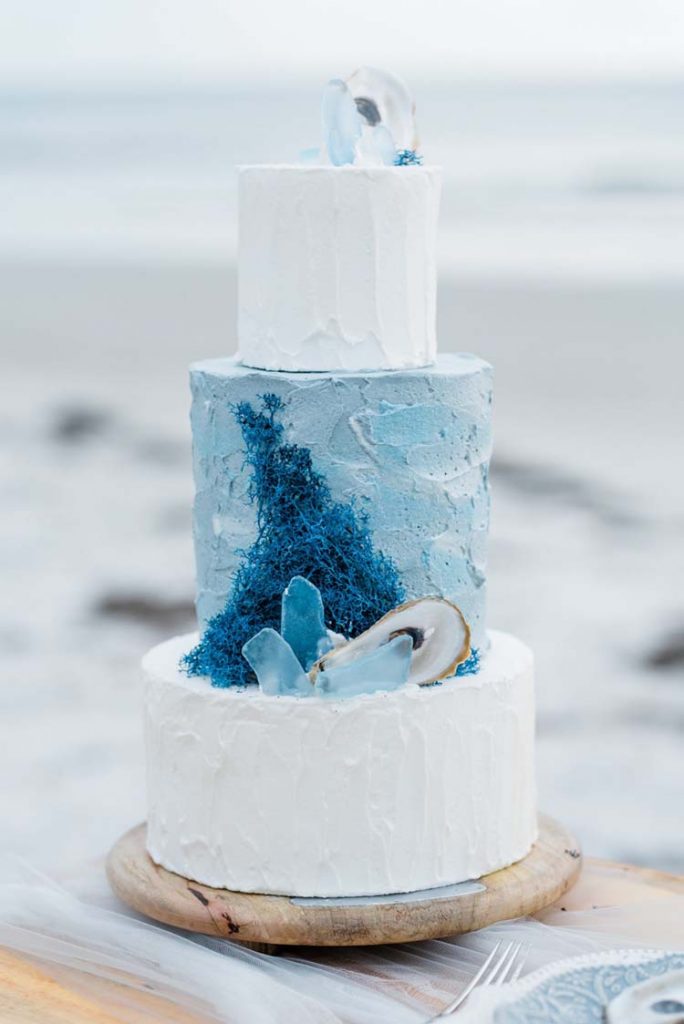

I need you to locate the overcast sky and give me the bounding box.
[2,0,684,86]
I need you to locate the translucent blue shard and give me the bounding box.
[316,634,413,699]
[322,79,361,166]
[241,628,311,697]
[280,576,332,671]
[371,124,396,165]
[356,124,396,166]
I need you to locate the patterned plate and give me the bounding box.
[488,950,684,1024]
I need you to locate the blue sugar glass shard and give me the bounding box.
[317,634,413,699]
[322,79,361,166]
[281,576,332,671]
[242,628,311,697]
[369,124,396,165]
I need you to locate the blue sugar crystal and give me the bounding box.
[281,576,332,671]
[368,124,396,165]
[317,635,413,699]
[322,79,362,166]
[242,628,311,697]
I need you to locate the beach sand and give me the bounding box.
[2,262,683,875]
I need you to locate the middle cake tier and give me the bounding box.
[191,354,493,652]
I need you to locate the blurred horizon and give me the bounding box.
[3,68,684,94]
[2,76,683,282]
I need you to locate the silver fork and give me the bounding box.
[425,939,528,1021]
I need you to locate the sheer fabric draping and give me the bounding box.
[0,858,682,1023]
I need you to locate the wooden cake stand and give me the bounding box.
[107,814,581,950]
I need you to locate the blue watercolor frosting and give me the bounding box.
[190,354,493,656]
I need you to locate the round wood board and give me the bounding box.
[107,814,581,949]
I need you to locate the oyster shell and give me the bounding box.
[346,66,418,153]
[310,597,470,687]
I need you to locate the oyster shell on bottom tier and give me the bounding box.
[310,597,470,688]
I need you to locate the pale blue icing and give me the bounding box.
[190,354,493,651]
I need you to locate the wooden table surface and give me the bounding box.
[1,858,682,1024]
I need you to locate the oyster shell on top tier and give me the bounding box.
[322,66,419,166]
[346,66,418,153]
[310,597,470,688]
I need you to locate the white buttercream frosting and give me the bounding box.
[144,630,537,897]
[237,165,441,373]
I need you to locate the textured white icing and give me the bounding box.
[144,631,537,897]
[237,165,441,372]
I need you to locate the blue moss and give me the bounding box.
[456,647,480,676]
[394,149,423,166]
[183,394,405,687]
[420,648,481,689]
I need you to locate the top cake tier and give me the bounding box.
[237,165,441,373]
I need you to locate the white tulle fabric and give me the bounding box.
[0,857,682,1023]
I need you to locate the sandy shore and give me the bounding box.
[2,262,683,874]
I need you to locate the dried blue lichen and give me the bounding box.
[456,647,480,676]
[183,395,405,687]
[420,648,481,689]
[394,148,423,166]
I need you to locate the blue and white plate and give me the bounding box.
[492,950,684,1024]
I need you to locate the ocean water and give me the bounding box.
[1,79,684,279]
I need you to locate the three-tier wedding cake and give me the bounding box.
[143,70,537,898]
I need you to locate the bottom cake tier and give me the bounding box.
[144,630,537,898]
